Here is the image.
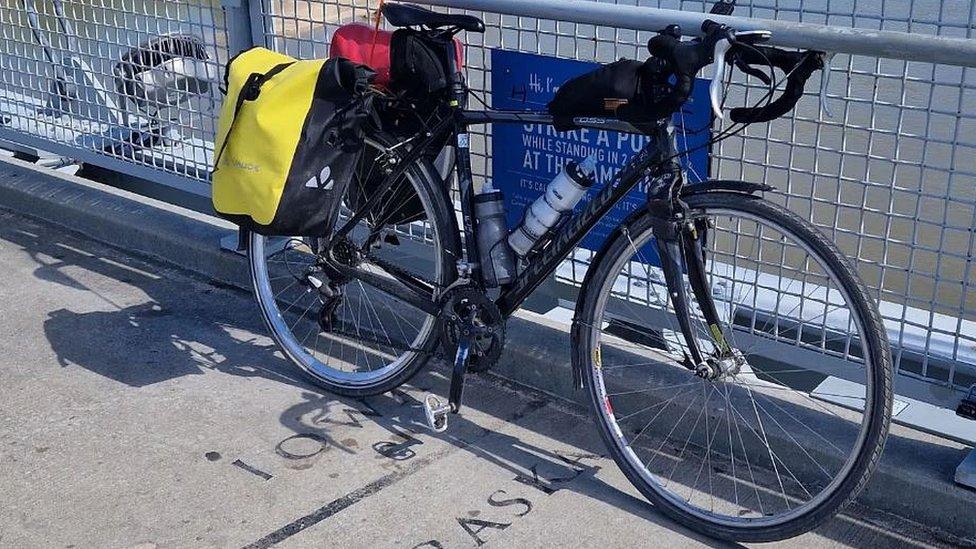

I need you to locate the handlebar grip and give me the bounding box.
[647,33,711,76]
[700,19,723,35]
[728,45,824,123]
[639,20,734,120]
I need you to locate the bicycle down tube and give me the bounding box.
[457,110,679,316]
[457,109,723,374]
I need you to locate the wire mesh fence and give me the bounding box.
[0,0,973,396]
[254,0,976,394]
[0,0,228,179]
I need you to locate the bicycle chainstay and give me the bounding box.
[351,251,504,370]
[365,250,441,291]
[314,249,443,356]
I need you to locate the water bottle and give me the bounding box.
[508,155,597,257]
[475,180,517,287]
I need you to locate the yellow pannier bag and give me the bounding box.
[211,47,375,235]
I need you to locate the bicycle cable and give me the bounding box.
[462,41,806,176]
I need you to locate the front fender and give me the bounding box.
[680,179,772,197]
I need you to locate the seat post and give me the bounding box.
[446,36,467,109]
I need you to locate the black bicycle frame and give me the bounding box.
[336,106,687,306]
[331,97,729,368]
[459,109,679,316]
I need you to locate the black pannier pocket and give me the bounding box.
[352,28,459,227]
[387,27,464,134]
[548,59,660,132]
[212,48,376,237]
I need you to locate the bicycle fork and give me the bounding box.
[648,192,736,379]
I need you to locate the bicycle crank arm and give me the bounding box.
[422,324,473,433]
[449,335,472,412]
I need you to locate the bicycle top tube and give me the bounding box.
[460,109,648,135]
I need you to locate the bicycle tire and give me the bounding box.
[249,129,461,397]
[574,191,892,542]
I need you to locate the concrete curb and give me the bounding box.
[0,156,973,543]
[0,157,249,290]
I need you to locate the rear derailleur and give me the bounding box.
[303,236,359,333]
[423,286,505,432]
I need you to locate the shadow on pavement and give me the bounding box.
[1,223,310,391]
[3,214,948,548]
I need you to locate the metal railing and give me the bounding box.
[0,0,228,195]
[0,0,974,413]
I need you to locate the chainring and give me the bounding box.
[439,286,506,373]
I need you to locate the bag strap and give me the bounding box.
[212,61,295,172]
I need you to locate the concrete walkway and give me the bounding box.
[0,204,966,548]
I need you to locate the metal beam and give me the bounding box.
[0,127,212,212]
[415,0,976,67]
[221,0,259,55]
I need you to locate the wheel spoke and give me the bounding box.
[586,197,889,532]
[248,134,448,390]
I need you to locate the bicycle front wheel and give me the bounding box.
[575,191,892,541]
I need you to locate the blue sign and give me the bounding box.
[490,49,712,254]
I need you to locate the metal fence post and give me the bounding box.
[221,0,259,55]
[217,0,263,253]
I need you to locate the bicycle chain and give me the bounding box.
[364,250,442,290]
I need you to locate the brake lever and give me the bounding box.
[709,38,733,119]
[708,30,772,120]
[735,30,772,45]
[818,52,836,118]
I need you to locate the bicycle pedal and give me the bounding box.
[423,394,451,433]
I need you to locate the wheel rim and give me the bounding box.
[249,137,444,389]
[589,204,878,528]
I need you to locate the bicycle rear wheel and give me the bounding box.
[575,191,892,541]
[249,130,460,396]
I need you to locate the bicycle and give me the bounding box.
[247,2,893,542]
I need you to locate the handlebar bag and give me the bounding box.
[548,59,660,133]
[212,47,375,236]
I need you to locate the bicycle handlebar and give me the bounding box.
[641,22,727,121]
[643,19,824,124]
[724,44,824,123]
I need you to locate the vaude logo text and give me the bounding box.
[228,158,261,173]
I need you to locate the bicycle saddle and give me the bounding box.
[381,2,485,33]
